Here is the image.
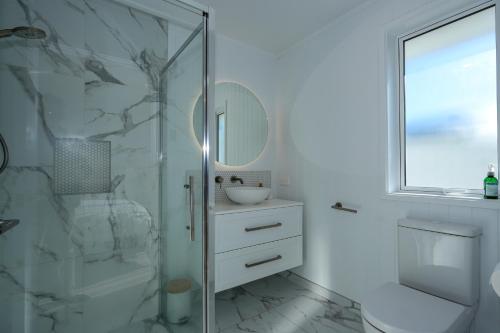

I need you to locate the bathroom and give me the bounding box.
[1,0,500,332]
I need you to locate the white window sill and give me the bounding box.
[383,191,500,209]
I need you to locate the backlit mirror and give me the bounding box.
[193,82,268,166]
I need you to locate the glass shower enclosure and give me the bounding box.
[0,0,213,332]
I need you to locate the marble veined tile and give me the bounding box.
[241,274,318,308]
[220,309,305,333]
[0,257,86,333]
[108,317,168,333]
[274,295,363,333]
[215,275,336,330]
[216,275,323,331]
[216,287,268,325]
[216,275,364,333]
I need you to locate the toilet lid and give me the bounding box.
[361,282,467,333]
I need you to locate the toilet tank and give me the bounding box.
[398,218,481,306]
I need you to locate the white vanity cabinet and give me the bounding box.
[214,199,303,292]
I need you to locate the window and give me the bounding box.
[400,5,497,193]
[216,112,226,164]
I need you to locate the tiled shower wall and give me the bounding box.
[0,0,173,331]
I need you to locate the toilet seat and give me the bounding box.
[361,282,473,333]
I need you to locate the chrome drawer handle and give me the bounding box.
[245,222,282,232]
[245,255,282,268]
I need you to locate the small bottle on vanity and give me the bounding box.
[484,164,498,199]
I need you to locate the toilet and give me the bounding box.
[362,218,482,333]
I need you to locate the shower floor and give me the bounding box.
[110,319,169,333]
[110,306,202,333]
[111,314,201,333]
[215,274,364,333]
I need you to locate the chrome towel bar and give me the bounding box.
[332,202,357,214]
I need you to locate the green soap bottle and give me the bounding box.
[484,164,498,199]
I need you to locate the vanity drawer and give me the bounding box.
[215,205,302,254]
[215,236,303,292]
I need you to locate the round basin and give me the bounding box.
[225,186,271,205]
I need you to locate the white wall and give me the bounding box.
[214,34,278,189]
[274,0,500,331]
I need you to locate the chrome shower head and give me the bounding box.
[0,26,47,40]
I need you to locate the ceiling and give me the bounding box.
[194,0,369,54]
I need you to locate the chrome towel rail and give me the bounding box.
[332,202,357,214]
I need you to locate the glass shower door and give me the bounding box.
[0,0,210,332]
[160,23,206,333]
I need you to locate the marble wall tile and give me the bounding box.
[0,0,177,331]
[80,251,159,332]
[0,66,54,167]
[0,257,85,333]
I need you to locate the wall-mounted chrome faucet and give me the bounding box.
[215,176,224,189]
[230,176,244,184]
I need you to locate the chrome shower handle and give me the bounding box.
[0,219,19,235]
[184,176,195,241]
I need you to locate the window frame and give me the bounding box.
[397,1,497,195]
[216,111,226,164]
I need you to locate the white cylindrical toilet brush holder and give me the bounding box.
[164,278,192,324]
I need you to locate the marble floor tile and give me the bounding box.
[242,274,319,308]
[216,274,364,333]
[215,274,317,330]
[220,309,305,333]
[215,289,252,330]
[274,295,363,333]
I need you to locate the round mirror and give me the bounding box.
[193,82,268,166]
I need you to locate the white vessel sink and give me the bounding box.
[225,186,271,205]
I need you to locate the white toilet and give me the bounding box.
[362,218,482,333]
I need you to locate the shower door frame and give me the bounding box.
[201,5,216,333]
[204,7,216,333]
